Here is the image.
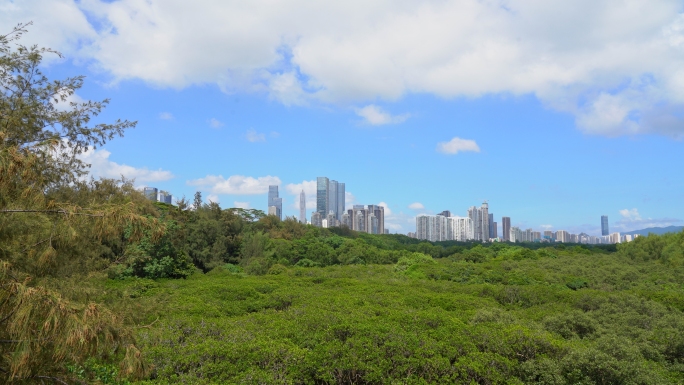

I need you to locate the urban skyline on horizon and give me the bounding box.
[142,179,645,239]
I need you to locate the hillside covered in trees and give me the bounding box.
[2,24,684,384]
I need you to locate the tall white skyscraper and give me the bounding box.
[299,190,306,224]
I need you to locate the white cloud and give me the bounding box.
[408,202,424,210]
[51,91,86,112]
[285,180,317,209]
[355,105,409,125]
[12,0,684,137]
[234,201,251,209]
[245,128,266,142]
[79,147,174,183]
[208,118,224,128]
[619,208,642,221]
[613,208,682,232]
[540,224,554,230]
[436,137,480,155]
[188,174,280,195]
[159,112,174,120]
[207,194,220,203]
[378,202,392,216]
[345,191,356,207]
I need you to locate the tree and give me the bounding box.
[193,191,202,211]
[0,23,157,382]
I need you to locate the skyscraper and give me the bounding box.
[143,187,158,202]
[337,182,345,220]
[468,202,490,241]
[299,190,306,224]
[316,177,329,217]
[329,180,338,219]
[601,215,609,236]
[268,185,282,220]
[488,213,495,238]
[502,217,511,242]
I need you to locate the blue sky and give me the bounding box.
[4,0,684,235]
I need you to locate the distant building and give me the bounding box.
[555,230,569,243]
[492,222,498,238]
[543,230,554,240]
[468,202,490,241]
[502,217,511,242]
[316,177,329,217]
[337,183,346,221]
[143,187,158,202]
[601,215,609,236]
[158,190,173,204]
[299,190,306,224]
[438,210,452,217]
[311,212,322,227]
[416,214,473,242]
[488,213,495,238]
[268,185,282,220]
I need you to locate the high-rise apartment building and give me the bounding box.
[311,212,322,227]
[502,217,511,242]
[268,185,282,220]
[468,202,490,241]
[416,214,473,242]
[316,177,329,217]
[601,215,609,236]
[143,187,158,202]
[299,190,306,223]
[555,230,569,243]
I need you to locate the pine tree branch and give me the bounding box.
[0,209,103,217]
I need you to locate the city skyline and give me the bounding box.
[14,2,682,237]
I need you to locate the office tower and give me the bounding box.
[316,177,329,217]
[337,183,345,220]
[488,213,495,238]
[438,210,452,217]
[601,215,609,236]
[299,190,306,224]
[159,190,173,204]
[311,212,322,227]
[267,185,282,220]
[502,217,511,242]
[492,222,498,238]
[329,180,338,219]
[143,187,158,202]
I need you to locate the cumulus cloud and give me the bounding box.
[614,208,682,232]
[619,208,642,221]
[378,202,392,216]
[12,0,684,137]
[355,105,409,125]
[233,201,251,209]
[245,128,266,142]
[285,180,317,210]
[436,137,480,155]
[207,194,220,203]
[208,118,223,128]
[51,91,86,112]
[159,112,174,120]
[408,202,424,210]
[79,147,174,183]
[188,174,280,195]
